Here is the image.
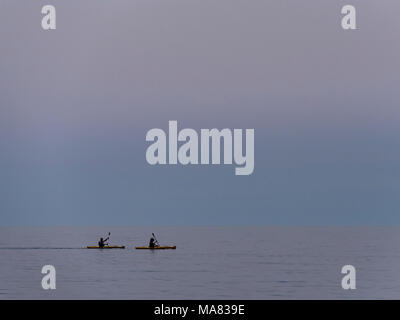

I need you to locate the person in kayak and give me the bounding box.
[149,237,157,248]
[98,236,109,248]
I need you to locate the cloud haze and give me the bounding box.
[0,1,399,225]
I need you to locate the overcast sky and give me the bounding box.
[0,1,399,225]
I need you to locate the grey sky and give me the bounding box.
[0,1,399,225]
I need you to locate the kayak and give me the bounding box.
[87,246,125,249]
[135,246,176,250]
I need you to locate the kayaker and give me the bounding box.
[149,237,156,248]
[98,236,109,248]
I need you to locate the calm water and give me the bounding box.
[0,227,399,299]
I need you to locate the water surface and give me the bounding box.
[0,227,399,299]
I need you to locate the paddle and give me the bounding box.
[152,233,160,246]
